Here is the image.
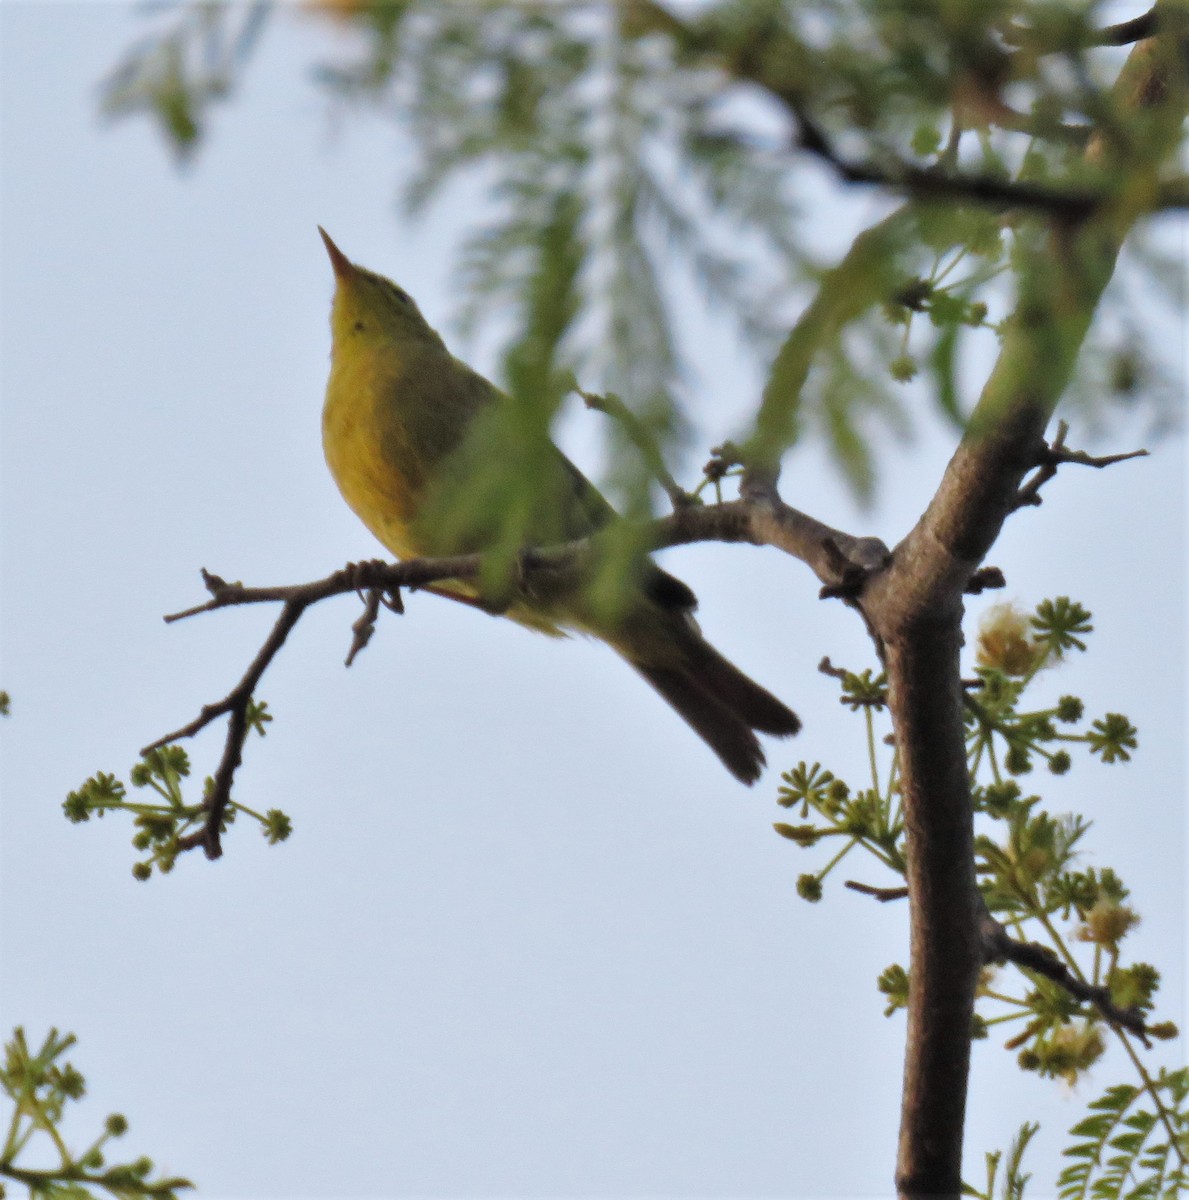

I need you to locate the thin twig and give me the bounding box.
[1013,420,1148,509]
[981,915,1153,1045]
[573,383,692,509]
[628,0,1189,221]
[793,111,1104,219]
[146,494,889,863]
[623,0,1189,221]
[153,598,306,859]
[161,499,883,671]
[163,556,492,623]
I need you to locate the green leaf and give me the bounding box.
[930,317,965,427]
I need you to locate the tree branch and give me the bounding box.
[623,0,1189,220]
[1005,6,1169,52]
[852,31,1188,1199]
[1094,8,1162,47]
[791,117,1101,218]
[146,496,887,861]
[980,914,1153,1045]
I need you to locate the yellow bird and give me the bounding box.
[319,228,799,782]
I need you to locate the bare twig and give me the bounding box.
[1013,420,1148,509]
[147,495,888,862]
[791,111,1104,219]
[145,560,469,860]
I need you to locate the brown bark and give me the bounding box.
[859,32,1188,1199]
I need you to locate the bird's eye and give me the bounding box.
[353,320,365,332]
[391,286,410,305]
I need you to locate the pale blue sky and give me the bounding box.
[0,4,1183,1197]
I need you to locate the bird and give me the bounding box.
[318,227,799,782]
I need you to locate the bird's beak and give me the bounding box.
[318,226,355,281]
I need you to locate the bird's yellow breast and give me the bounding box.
[322,336,572,636]
[322,345,427,562]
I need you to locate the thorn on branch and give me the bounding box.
[199,568,246,606]
[846,880,910,902]
[981,914,1153,1047]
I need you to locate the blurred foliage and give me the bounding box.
[0,1027,193,1198]
[965,1121,1039,1200]
[100,2,270,156]
[99,0,1184,510]
[778,600,1187,1197]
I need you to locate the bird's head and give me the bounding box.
[319,226,442,353]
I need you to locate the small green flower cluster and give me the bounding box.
[0,1027,192,1197]
[63,704,290,879]
[773,598,1182,1195]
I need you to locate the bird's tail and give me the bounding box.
[621,620,800,785]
